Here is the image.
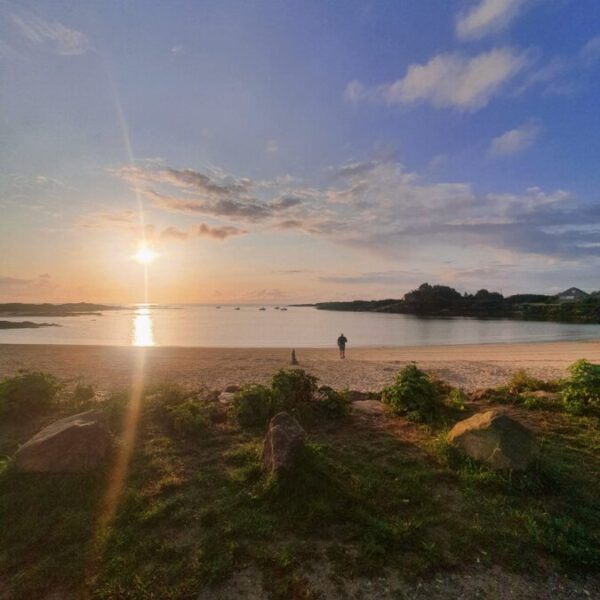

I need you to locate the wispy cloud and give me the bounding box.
[11,10,88,55]
[108,158,600,265]
[346,48,529,111]
[78,209,137,229]
[161,223,247,241]
[456,0,528,41]
[489,120,541,156]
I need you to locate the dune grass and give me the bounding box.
[0,372,599,598]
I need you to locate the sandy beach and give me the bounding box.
[1,340,599,392]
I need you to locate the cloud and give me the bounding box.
[318,270,420,285]
[265,140,279,153]
[0,275,32,286]
[114,165,304,223]
[489,120,541,156]
[456,0,527,40]
[11,11,88,55]
[78,209,137,229]
[343,80,367,104]
[171,44,184,55]
[161,223,247,241]
[518,35,600,96]
[109,158,600,265]
[581,35,600,66]
[348,48,529,111]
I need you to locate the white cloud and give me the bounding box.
[11,11,88,55]
[381,48,528,111]
[265,139,279,153]
[489,120,541,156]
[456,0,527,40]
[343,80,367,104]
[171,45,184,55]
[581,34,600,66]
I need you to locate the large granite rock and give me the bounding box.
[262,412,306,474]
[448,410,535,471]
[15,410,112,472]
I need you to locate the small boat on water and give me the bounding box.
[274,306,280,310]
[259,307,266,311]
[280,307,288,311]
[216,306,221,309]
[234,307,240,310]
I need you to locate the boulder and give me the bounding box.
[218,391,236,405]
[15,410,112,473]
[224,384,240,393]
[262,412,306,474]
[352,399,385,415]
[448,410,535,471]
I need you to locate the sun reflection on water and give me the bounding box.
[132,305,155,346]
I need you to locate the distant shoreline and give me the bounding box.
[0,321,59,330]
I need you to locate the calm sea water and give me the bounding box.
[1,305,600,347]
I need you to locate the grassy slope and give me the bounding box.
[0,386,600,599]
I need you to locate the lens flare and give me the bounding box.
[133,246,158,264]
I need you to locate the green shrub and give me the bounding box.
[506,370,548,395]
[561,359,600,415]
[271,369,317,412]
[381,364,442,422]
[317,388,351,418]
[234,384,274,428]
[164,399,209,435]
[0,371,60,419]
[447,388,466,412]
[152,382,189,407]
[69,383,95,410]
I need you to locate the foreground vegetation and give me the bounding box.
[0,364,599,598]
[316,282,600,323]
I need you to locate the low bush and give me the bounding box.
[271,369,317,412]
[316,388,351,419]
[381,364,442,422]
[164,399,209,435]
[0,371,60,419]
[233,384,274,428]
[506,370,554,395]
[561,359,600,415]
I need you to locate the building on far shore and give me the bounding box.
[556,287,589,303]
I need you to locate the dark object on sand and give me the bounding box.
[291,349,299,365]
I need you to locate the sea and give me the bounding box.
[1,304,600,348]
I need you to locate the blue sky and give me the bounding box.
[1,0,600,303]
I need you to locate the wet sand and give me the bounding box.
[1,340,599,391]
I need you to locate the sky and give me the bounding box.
[1,0,600,304]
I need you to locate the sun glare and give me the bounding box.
[133,246,158,264]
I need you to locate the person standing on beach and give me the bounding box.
[337,333,348,359]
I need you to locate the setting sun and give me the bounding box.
[133,246,158,264]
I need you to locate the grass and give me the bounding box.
[0,370,599,598]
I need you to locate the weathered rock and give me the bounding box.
[262,412,306,474]
[352,400,385,415]
[218,391,236,405]
[448,410,535,471]
[224,384,240,393]
[15,410,112,472]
